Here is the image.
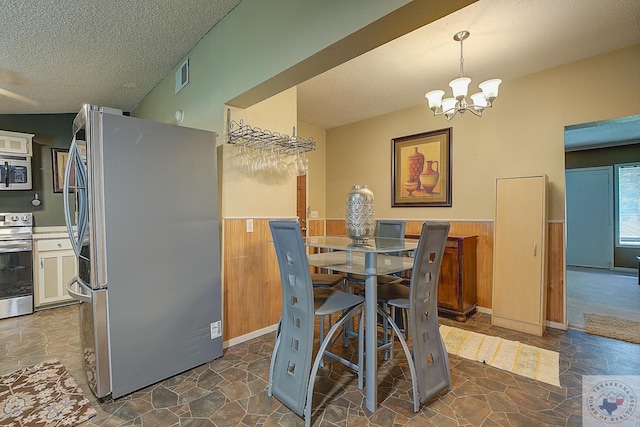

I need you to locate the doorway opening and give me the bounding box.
[564,116,640,334]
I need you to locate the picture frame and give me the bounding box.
[51,148,71,193]
[391,128,452,207]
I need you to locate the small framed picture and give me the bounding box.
[52,148,71,193]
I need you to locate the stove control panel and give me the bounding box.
[0,213,33,227]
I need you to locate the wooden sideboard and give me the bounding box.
[407,234,478,322]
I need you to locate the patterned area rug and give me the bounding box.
[0,359,96,426]
[440,325,560,387]
[584,313,640,344]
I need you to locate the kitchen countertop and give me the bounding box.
[33,226,70,240]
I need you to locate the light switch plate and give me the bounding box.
[246,219,253,233]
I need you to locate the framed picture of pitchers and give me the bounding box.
[391,127,452,207]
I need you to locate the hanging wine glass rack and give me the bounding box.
[226,109,316,155]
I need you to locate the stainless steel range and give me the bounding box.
[0,213,33,319]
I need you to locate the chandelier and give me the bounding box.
[425,31,501,121]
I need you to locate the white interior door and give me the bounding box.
[565,167,613,269]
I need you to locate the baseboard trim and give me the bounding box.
[476,306,491,315]
[613,267,638,274]
[546,320,567,330]
[475,306,567,331]
[224,324,278,349]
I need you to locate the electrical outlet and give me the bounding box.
[246,219,253,232]
[210,321,221,339]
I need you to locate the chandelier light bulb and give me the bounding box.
[425,90,445,110]
[441,98,457,114]
[470,92,487,108]
[479,79,502,101]
[424,30,501,121]
[449,77,471,100]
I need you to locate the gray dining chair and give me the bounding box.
[376,221,451,412]
[267,221,364,427]
[310,272,345,364]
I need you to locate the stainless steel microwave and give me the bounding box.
[0,154,32,190]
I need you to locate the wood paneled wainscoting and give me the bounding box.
[546,221,565,325]
[222,218,565,344]
[222,218,285,343]
[325,219,565,326]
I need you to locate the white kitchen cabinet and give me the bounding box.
[34,238,77,308]
[492,175,548,336]
[0,130,33,155]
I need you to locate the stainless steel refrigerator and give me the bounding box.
[64,104,223,399]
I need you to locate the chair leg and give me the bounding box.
[357,306,364,390]
[319,315,327,368]
[402,308,409,340]
[381,302,389,360]
[267,319,282,397]
[376,306,420,413]
[342,280,357,347]
[390,305,397,360]
[305,305,364,426]
[441,338,452,391]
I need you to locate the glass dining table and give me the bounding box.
[304,235,419,412]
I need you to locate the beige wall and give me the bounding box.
[297,121,327,219]
[325,45,640,221]
[223,88,297,218]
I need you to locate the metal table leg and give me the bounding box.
[364,251,377,412]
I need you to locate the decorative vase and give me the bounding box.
[420,160,439,193]
[346,185,375,245]
[407,147,425,186]
[403,180,419,196]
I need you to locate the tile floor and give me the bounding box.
[1,304,639,426]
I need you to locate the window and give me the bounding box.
[616,162,640,247]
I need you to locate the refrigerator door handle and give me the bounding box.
[66,276,92,303]
[63,139,89,257]
[63,139,80,255]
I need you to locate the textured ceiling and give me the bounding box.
[0,0,639,147]
[0,0,241,114]
[297,0,640,131]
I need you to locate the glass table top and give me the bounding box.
[307,251,414,275]
[304,236,419,253]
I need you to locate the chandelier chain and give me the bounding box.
[459,37,465,78]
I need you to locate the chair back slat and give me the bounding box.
[374,220,406,256]
[269,221,315,416]
[409,221,451,402]
[375,220,406,239]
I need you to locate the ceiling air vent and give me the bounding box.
[175,58,189,94]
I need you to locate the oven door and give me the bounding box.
[0,155,32,190]
[0,239,33,318]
